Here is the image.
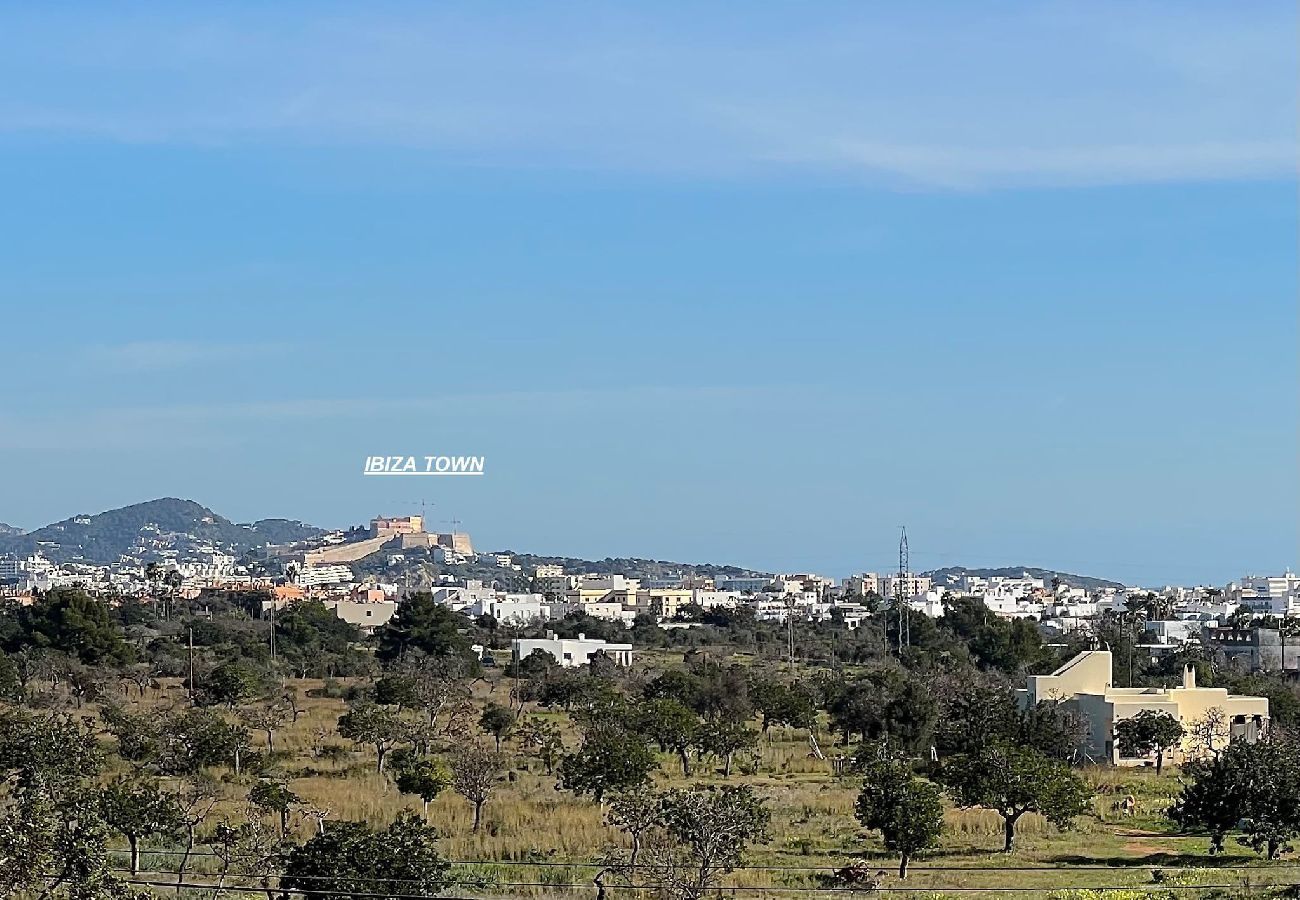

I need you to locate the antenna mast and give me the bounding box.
[895,526,910,652]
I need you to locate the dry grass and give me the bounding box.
[76,673,1298,899]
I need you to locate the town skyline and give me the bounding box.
[1,494,1290,590]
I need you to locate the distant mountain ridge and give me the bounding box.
[924,565,1124,591]
[0,499,1125,590]
[0,498,323,564]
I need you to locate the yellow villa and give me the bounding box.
[1018,650,1269,766]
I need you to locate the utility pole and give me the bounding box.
[187,627,194,700]
[1127,611,1136,688]
[1281,603,1289,677]
[787,598,796,669]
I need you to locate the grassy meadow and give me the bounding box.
[86,654,1300,899]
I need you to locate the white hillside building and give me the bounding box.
[511,633,633,668]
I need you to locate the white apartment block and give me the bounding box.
[879,573,932,601]
[1,554,57,581]
[432,580,498,611]
[842,572,881,596]
[1048,599,1100,619]
[978,592,1045,619]
[808,602,869,629]
[985,578,1045,600]
[297,565,355,587]
[775,574,835,597]
[431,546,470,565]
[24,554,53,575]
[691,589,741,609]
[468,594,553,625]
[753,600,794,622]
[580,601,638,626]
[1144,620,1200,645]
[907,590,948,618]
[18,571,88,591]
[1230,572,1300,615]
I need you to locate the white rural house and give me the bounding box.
[511,632,633,668]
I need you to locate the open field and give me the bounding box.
[80,664,1300,900]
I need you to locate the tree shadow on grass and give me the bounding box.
[835,846,1006,866]
[922,846,1012,860]
[1048,852,1261,869]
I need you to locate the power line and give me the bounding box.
[122,878,483,899]
[119,875,1300,896]
[116,847,1300,872]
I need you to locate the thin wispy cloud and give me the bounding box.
[91,340,290,371]
[772,140,1297,191]
[0,4,1292,189]
[0,384,795,450]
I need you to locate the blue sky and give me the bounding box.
[0,2,1294,585]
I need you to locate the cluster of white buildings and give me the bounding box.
[5,520,1296,679]
[0,552,164,595]
[1228,572,1300,616]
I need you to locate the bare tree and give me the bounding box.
[1188,707,1230,758]
[239,702,290,754]
[302,803,332,836]
[607,786,661,866]
[634,786,771,900]
[398,652,472,727]
[452,746,504,832]
[175,776,219,895]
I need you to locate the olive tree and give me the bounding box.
[940,743,1091,852]
[478,703,516,752]
[1173,734,1300,858]
[99,776,185,875]
[1115,710,1185,775]
[854,751,944,878]
[558,727,658,803]
[249,779,301,839]
[517,716,564,774]
[694,719,758,777]
[643,785,770,900]
[396,757,452,819]
[338,705,407,773]
[0,710,141,898]
[282,812,449,899]
[239,702,291,754]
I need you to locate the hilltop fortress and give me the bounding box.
[304,515,473,566]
